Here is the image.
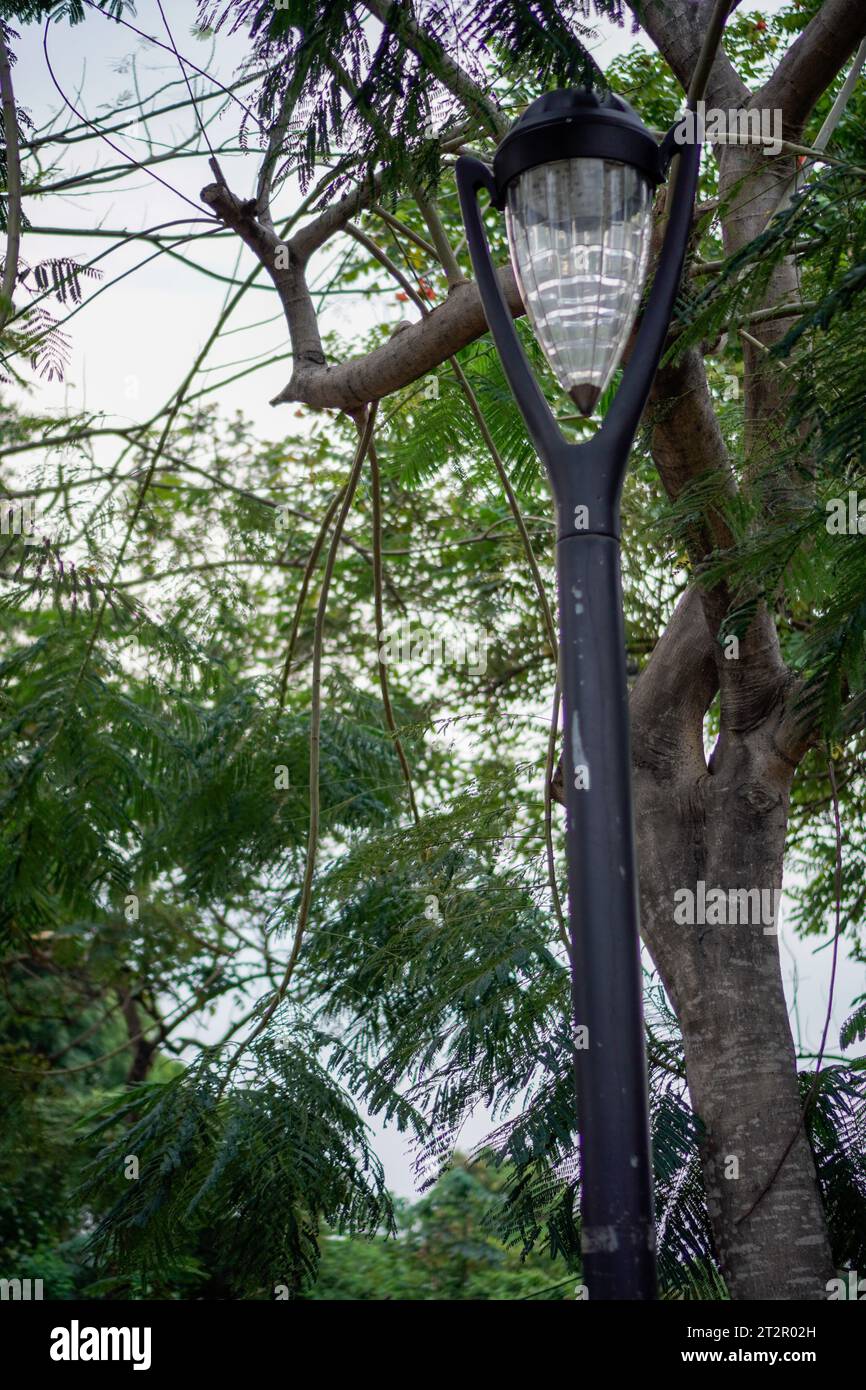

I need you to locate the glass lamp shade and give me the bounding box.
[505,157,653,416]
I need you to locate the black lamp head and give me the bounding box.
[490,88,666,209]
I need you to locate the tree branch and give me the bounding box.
[626,0,748,110]
[359,0,508,138]
[272,268,524,411]
[201,179,326,369]
[759,0,866,132]
[0,29,22,331]
[773,35,866,214]
[630,585,718,782]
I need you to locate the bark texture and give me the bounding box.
[631,592,833,1298]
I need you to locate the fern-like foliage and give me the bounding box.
[0,2,132,22]
[803,1063,866,1272]
[81,1020,423,1296]
[196,1,616,204]
[841,997,866,1051]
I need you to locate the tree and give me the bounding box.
[1,0,865,1301]
[306,1155,575,1300]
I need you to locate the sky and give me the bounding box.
[8,0,864,1197]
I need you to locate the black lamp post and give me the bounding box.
[456,90,700,1301]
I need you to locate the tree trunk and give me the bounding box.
[630,592,834,1297]
[634,751,834,1297]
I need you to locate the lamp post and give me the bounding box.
[456,90,700,1301]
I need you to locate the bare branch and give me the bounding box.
[201,179,326,369]
[272,268,523,411]
[290,172,384,263]
[413,187,467,289]
[0,30,22,332]
[773,34,866,214]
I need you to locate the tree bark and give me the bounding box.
[631,602,833,1296]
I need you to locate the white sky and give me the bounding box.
[9,0,864,1197]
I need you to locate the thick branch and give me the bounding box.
[648,346,736,564]
[648,347,789,753]
[626,0,748,109]
[201,179,325,368]
[272,268,523,411]
[759,0,866,131]
[630,585,718,783]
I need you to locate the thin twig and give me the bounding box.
[449,356,558,659]
[348,218,558,659]
[155,0,218,165]
[277,488,345,711]
[372,203,437,258]
[0,28,22,331]
[223,406,379,1078]
[369,436,420,825]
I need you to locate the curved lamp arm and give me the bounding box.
[455,156,564,464]
[599,137,701,459]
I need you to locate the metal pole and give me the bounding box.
[556,531,655,1299]
[455,132,700,1301]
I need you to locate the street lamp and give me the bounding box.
[456,89,700,1301]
